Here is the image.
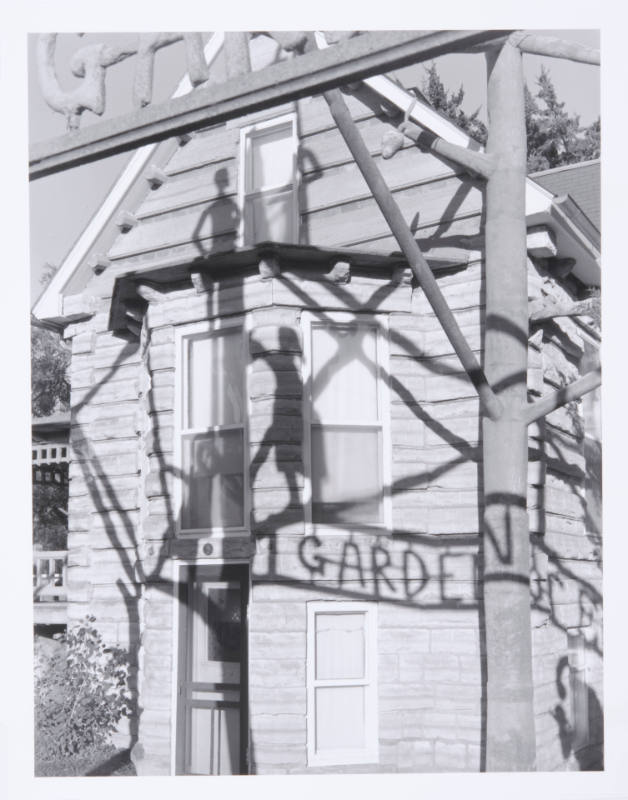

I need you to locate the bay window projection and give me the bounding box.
[307,602,378,766]
[305,317,390,527]
[179,326,246,533]
[240,114,298,245]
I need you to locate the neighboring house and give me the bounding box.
[32,411,70,633]
[32,34,602,775]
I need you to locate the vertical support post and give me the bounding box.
[482,39,536,770]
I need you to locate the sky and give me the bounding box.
[28,29,600,304]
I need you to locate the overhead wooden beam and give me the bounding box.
[523,367,601,426]
[512,33,600,65]
[323,87,503,421]
[29,29,510,180]
[397,122,494,178]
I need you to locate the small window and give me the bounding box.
[239,115,298,246]
[177,324,247,534]
[307,602,378,766]
[303,314,391,529]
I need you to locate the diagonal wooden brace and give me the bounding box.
[523,366,601,426]
[323,87,503,421]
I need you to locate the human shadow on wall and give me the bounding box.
[551,655,604,770]
[192,166,240,258]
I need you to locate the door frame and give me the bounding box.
[173,560,250,775]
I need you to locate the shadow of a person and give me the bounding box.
[192,166,241,258]
[250,327,303,574]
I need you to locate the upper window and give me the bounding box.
[239,114,298,246]
[303,313,391,530]
[306,602,378,766]
[177,322,247,535]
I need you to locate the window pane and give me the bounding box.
[248,124,293,190]
[312,325,378,422]
[311,426,382,524]
[188,330,244,428]
[244,190,293,244]
[182,430,244,529]
[315,686,365,751]
[315,613,365,680]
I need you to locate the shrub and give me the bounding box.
[35,617,133,762]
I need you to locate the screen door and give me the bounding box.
[176,564,248,775]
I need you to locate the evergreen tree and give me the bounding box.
[422,63,600,172]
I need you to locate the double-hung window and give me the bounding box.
[307,602,378,766]
[239,113,298,246]
[177,322,248,535]
[303,313,391,529]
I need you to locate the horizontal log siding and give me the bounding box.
[527,260,602,772]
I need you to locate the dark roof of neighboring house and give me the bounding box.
[530,159,600,232]
[32,410,71,434]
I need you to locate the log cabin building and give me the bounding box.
[32,35,602,775]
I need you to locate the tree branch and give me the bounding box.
[511,33,600,65]
[523,366,601,426]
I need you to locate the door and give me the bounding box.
[176,563,249,775]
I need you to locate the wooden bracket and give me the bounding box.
[115,210,138,233]
[136,281,167,303]
[87,253,111,275]
[258,256,280,280]
[190,270,213,294]
[526,225,557,258]
[145,165,168,190]
[328,260,351,283]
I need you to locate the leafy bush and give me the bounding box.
[35,617,133,762]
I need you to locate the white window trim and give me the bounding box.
[301,311,393,536]
[306,601,379,767]
[174,316,251,538]
[237,111,299,247]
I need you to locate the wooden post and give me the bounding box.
[482,38,536,770]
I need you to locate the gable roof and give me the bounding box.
[33,33,601,325]
[531,159,600,231]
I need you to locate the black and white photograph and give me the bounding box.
[4,8,625,798]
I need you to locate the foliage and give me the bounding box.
[32,481,68,549]
[31,323,70,417]
[422,63,600,172]
[34,618,133,762]
[35,744,136,777]
[524,67,600,172]
[422,63,488,145]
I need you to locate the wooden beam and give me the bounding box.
[512,33,600,65]
[529,296,599,323]
[482,38,537,772]
[399,122,494,178]
[323,87,503,421]
[29,29,510,180]
[523,367,601,426]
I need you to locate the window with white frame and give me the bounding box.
[177,323,247,534]
[303,314,391,528]
[307,602,378,766]
[239,114,298,246]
